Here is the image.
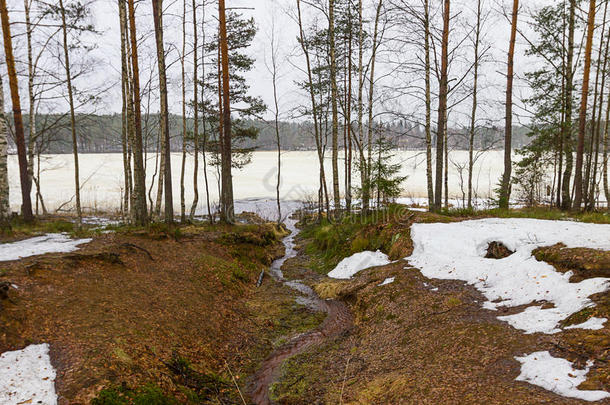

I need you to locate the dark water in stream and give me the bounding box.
[248,218,353,405]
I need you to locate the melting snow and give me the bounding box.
[515,351,609,402]
[0,233,91,262]
[406,218,610,334]
[564,317,607,330]
[0,344,57,405]
[378,277,395,286]
[328,250,391,279]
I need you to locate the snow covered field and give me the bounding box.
[0,233,91,262]
[0,344,57,405]
[7,150,512,213]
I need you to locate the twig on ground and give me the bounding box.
[224,360,247,405]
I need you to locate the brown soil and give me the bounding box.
[0,224,323,404]
[485,241,515,259]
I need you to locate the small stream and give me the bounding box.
[249,217,353,405]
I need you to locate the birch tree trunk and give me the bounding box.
[367,0,383,209]
[0,75,8,220]
[468,0,482,210]
[329,0,340,214]
[201,4,212,223]
[358,0,367,212]
[24,0,36,191]
[127,0,148,225]
[561,0,576,210]
[297,0,328,216]
[424,0,433,210]
[180,0,187,222]
[189,0,200,220]
[152,0,173,224]
[433,0,450,212]
[59,0,82,224]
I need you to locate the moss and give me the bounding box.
[269,349,326,404]
[561,307,596,327]
[92,385,177,405]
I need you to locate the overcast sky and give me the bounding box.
[7,0,577,126]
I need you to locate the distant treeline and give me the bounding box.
[7,113,530,154]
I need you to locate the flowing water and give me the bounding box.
[249,215,353,405]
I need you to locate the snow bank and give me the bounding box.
[406,218,610,334]
[328,250,391,279]
[378,277,395,286]
[0,344,57,405]
[515,351,609,401]
[0,233,91,262]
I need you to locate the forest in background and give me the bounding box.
[5,114,530,153]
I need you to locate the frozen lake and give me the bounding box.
[8,150,509,213]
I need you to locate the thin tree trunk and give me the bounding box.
[152,0,173,223]
[588,15,610,210]
[346,6,353,213]
[201,4,212,223]
[602,84,610,205]
[297,0,327,215]
[329,0,340,214]
[367,0,383,211]
[562,0,576,210]
[218,0,234,223]
[424,0,433,209]
[189,0,200,220]
[0,75,8,219]
[119,1,131,218]
[59,0,82,223]
[180,0,187,222]
[358,0,367,211]
[434,0,450,211]
[127,0,148,225]
[24,0,36,193]
[468,0,482,209]
[499,0,519,209]
[0,0,33,221]
[444,110,449,209]
[584,1,607,208]
[573,0,596,210]
[270,27,282,224]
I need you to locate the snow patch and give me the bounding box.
[515,351,609,402]
[565,317,607,330]
[0,233,91,262]
[328,250,391,279]
[0,344,57,405]
[378,277,395,286]
[406,218,610,334]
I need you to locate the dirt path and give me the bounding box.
[249,219,354,405]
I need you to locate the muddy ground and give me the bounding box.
[0,223,325,404]
[1,213,609,404]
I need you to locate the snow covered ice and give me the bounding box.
[406,218,610,334]
[0,233,91,262]
[0,344,57,405]
[515,351,610,402]
[328,250,391,279]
